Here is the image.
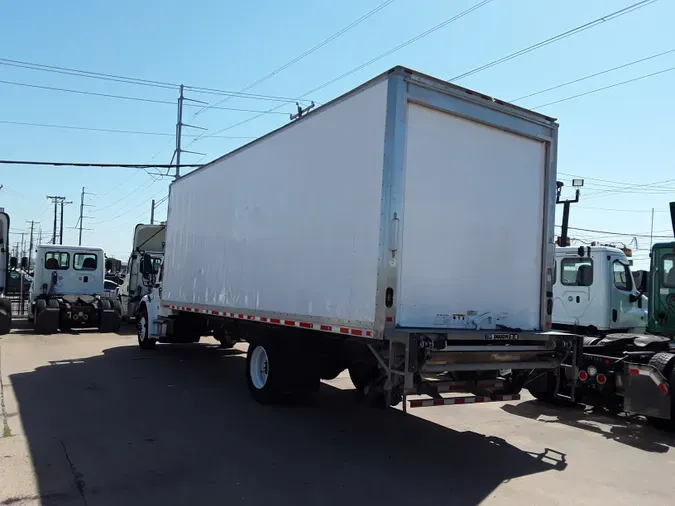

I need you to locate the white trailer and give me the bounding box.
[138,66,580,408]
[116,223,165,320]
[552,245,647,335]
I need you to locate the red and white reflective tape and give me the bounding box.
[408,394,520,408]
[628,365,669,395]
[162,304,373,338]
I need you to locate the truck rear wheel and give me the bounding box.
[137,308,156,350]
[649,352,675,380]
[246,341,282,404]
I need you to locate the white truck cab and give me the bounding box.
[29,245,121,333]
[552,245,647,334]
[116,223,165,320]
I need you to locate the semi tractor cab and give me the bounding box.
[29,245,122,334]
[530,205,675,428]
[116,223,165,321]
[552,245,647,335]
[0,209,11,334]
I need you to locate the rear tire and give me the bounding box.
[137,308,156,350]
[35,299,47,324]
[649,352,675,380]
[246,341,282,404]
[100,299,112,310]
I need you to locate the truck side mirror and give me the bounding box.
[638,273,648,294]
[9,257,17,268]
[20,257,28,270]
[141,254,154,279]
[105,258,113,271]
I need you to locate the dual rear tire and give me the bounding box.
[246,340,320,404]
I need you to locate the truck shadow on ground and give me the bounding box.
[502,400,675,454]
[10,344,567,506]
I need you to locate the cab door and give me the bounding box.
[554,256,594,325]
[609,258,646,331]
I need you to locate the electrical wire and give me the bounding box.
[0,57,313,103]
[512,47,675,102]
[448,0,658,82]
[577,205,670,213]
[0,120,257,139]
[192,0,495,143]
[555,224,672,239]
[0,160,203,169]
[533,65,675,109]
[0,79,291,115]
[197,0,397,117]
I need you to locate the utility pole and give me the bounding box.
[649,208,655,250]
[59,199,73,245]
[173,84,207,180]
[46,196,66,244]
[77,187,95,246]
[19,232,25,260]
[150,199,155,224]
[556,179,584,246]
[38,225,43,246]
[27,220,35,271]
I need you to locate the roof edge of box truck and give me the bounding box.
[171,66,557,187]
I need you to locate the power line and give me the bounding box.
[555,224,672,239]
[533,65,675,109]
[192,0,495,143]
[0,160,204,168]
[448,0,658,82]
[0,120,256,139]
[197,0,397,117]
[577,205,670,213]
[0,57,313,103]
[512,47,675,102]
[0,79,291,115]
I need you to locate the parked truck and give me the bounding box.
[552,244,647,335]
[0,209,11,334]
[530,204,675,426]
[29,245,122,334]
[116,223,165,321]
[137,66,579,409]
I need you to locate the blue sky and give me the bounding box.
[0,0,673,268]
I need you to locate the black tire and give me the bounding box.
[47,299,59,309]
[527,371,575,406]
[137,307,156,350]
[583,336,602,347]
[35,298,47,316]
[214,329,236,349]
[100,298,112,310]
[246,341,282,404]
[0,297,11,315]
[113,299,123,315]
[319,361,346,381]
[649,352,675,380]
[348,364,381,398]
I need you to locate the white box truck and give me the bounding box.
[138,66,580,409]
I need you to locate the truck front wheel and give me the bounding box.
[137,308,156,350]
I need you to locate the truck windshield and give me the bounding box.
[663,255,675,288]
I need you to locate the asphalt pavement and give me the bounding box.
[1,328,674,505]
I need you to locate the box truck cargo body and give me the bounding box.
[138,66,579,409]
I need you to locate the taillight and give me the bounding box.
[596,374,607,385]
[578,370,588,381]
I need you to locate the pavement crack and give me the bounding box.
[0,345,11,437]
[60,440,88,506]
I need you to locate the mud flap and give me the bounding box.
[623,364,671,420]
[35,308,60,334]
[99,309,121,333]
[0,308,11,335]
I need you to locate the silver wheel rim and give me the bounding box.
[250,346,269,389]
[138,316,147,342]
